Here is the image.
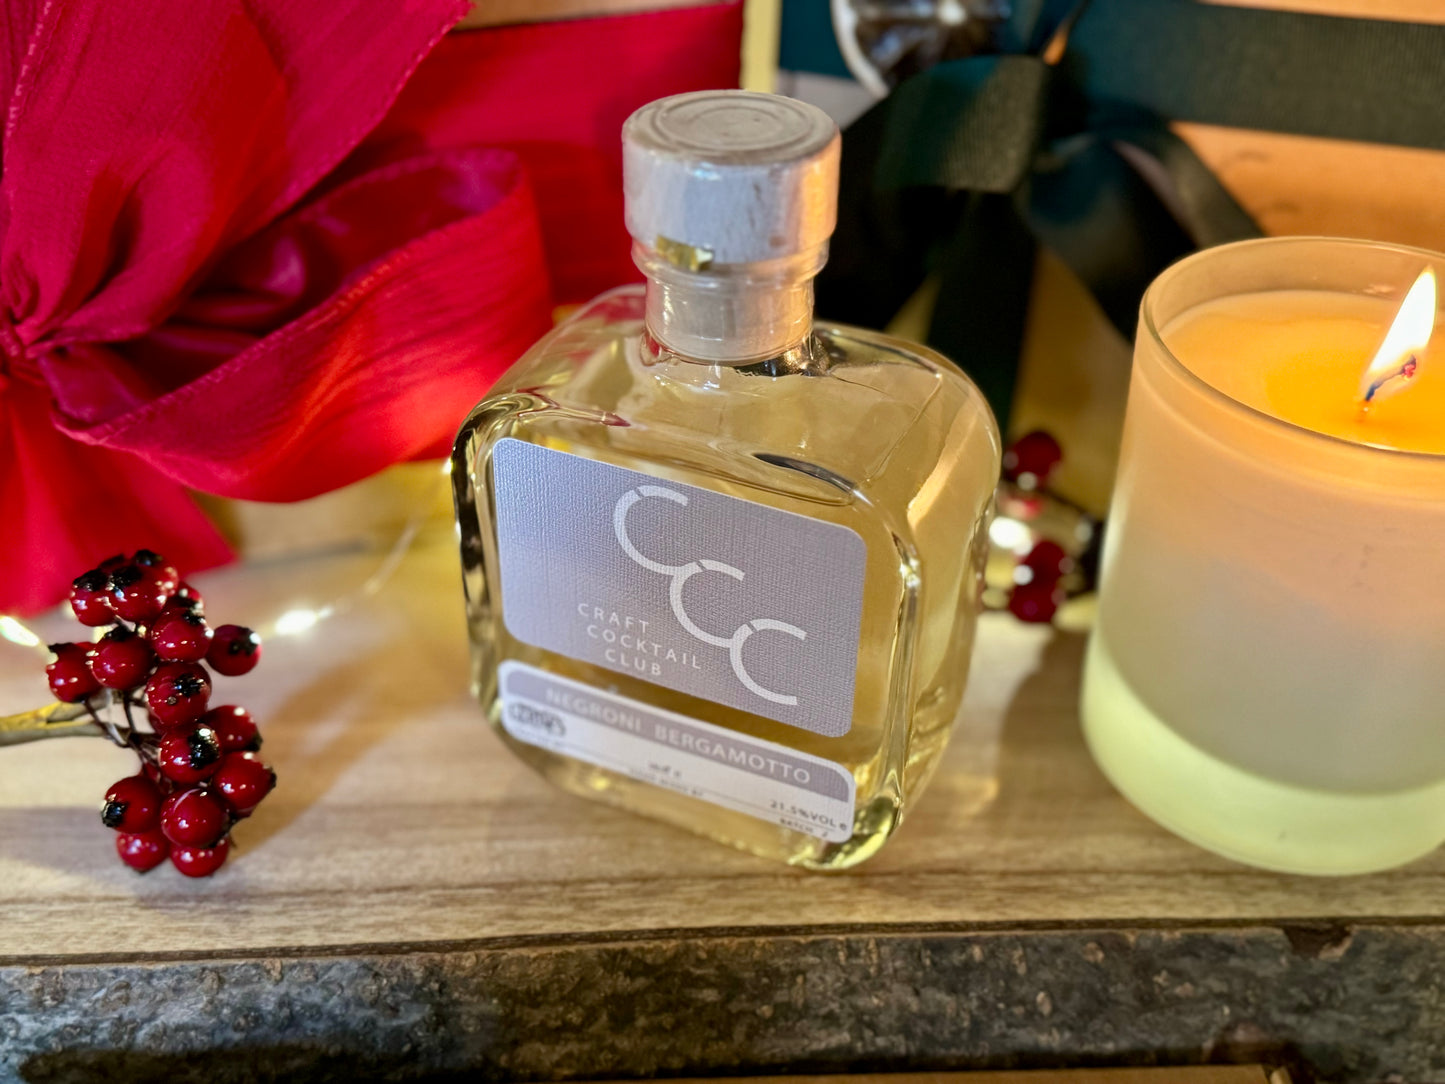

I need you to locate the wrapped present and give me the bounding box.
[0,0,742,614]
[816,0,1445,510]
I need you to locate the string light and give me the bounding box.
[2,510,428,658]
[988,515,1033,554]
[0,616,43,651]
[257,519,423,640]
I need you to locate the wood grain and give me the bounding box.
[4,536,1441,1082]
[1206,0,1445,19]
[3,532,1443,964]
[681,1073,1276,1084]
[1177,125,1445,256]
[458,0,727,29]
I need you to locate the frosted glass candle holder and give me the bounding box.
[1082,237,1445,876]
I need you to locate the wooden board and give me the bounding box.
[1,535,1440,1082]
[685,1073,1278,1084]
[4,535,1445,961]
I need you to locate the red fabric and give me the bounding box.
[0,1,743,614]
[349,6,747,302]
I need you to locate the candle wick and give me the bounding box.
[1360,353,1419,409]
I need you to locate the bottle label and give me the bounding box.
[499,661,857,842]
[493,439,865,737]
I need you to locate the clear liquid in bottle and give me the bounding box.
[452,91,999,869]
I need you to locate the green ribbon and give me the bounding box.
[818,0,1445,423]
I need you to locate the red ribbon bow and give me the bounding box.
[1,0,741,614]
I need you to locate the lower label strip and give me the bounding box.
[499,661,857,843]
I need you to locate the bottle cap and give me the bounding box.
[622,91,841,267]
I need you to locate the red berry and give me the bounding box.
[132,549,179,596]
[203,705,261,753]
[109,564,168,623]
[145,662,211,727]
[1008,580,1064,623]
[1002,430,1064,490]
[100,774,163,832]
[164,582,205,615]
[1019,539,1074,584]
[160,788,230,847]
[211,752,275,817]
[69,570,115,627]
[46,643,100,703]
[171,836,230,878]
[116,830,169,872]
[207,625,261,677]
[150,610,213,663]
[157,724,223,784]
[87,626,156,689]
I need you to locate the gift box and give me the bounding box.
[1,0,743,614]
[211,0,768,564]
[1010,0,1445,515]
[801,0,1445,515]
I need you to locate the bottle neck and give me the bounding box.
[634,242,827,365]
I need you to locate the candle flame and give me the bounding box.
[1359,268,1436,407]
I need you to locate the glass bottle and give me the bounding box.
[452,91,1000,869]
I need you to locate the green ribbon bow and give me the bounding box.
[817,0,1445,422]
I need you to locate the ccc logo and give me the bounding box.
[613,485,806,706]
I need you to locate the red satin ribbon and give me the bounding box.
[0,0,743,614]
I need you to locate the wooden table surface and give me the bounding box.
[2,537,1441,1083]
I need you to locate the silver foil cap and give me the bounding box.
[622,91,841,266]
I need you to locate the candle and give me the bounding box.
[1082,237,1445,876]
[1167,273,1442,453]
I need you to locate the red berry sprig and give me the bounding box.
[46,550,275,878]
[991,430,1101,625]
[1001,429,1063,492]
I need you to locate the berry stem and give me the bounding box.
[0,701,107,747]
[120,690,139,732]
[129,729,160,765]
[82,699,130,749]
